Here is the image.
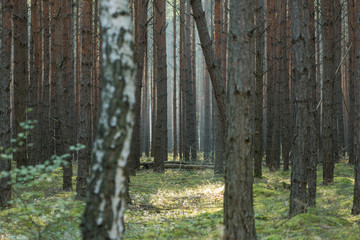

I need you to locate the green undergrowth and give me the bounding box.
[124,163,360,239]
[1,162,359,239]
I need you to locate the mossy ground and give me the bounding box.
[1,161,359,239]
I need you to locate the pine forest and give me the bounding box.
[1,0,360,239]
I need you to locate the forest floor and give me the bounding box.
[0,158,360,239]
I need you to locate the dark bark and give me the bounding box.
[40,0,51,164]
[348,0,355,165]
[289,0,312,218]
[0,0,12,208]
[265,0,276,170]
[308,0,318,207]
[351,0,360,216]
[77,0,93,199]
[60,0,74,191]
[29,0,41,166]
[173,0,178,160]
[190,0,226,127]
[279,0,291,172]
[254,0,265,178]
[224,0,256,238]
[153,0,168,172]
[322,0,335,185]
[129,0,148,175]
[13,0,28,168]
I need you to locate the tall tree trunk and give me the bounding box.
[334,0,344,157]
[29,0,42,166]
[224,0,256,238]
[129,0,147,175]
[348,0,355,165]
[280,0,291,172]
[173,0,178,160]
[40,0,51,164]
[77,0,93,199]
[190,0,226,131]
[153,0,168,172]
[254,0,265,178]
[213,0,224,174]
[0,0,12,208]
[351,0,360,216]
[289,0,312,217]
[13,0,28,167]
[265,0,276,170]
[81,0,136,237]
[308,0,318,207]
[60,0,74,191]
[322,0,335,185]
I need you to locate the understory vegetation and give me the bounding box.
[1,160,359,240]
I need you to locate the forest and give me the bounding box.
[0,0,360,239]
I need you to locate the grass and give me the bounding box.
[0,161,360,239]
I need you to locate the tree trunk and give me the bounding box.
[308,0,318,207]
[322,0,335,185]
[289,0,312,217]
[0,0,12,208]
[280,0,291,172]
[190,0,225,127]
[60,0,74,191]
[348,0,355,165]
[265,0,276,170]
[153,0,168,172]
[77,0,93,199]
[224,0,256,238]
[351,0,360,216]
[129,0,147,175]
[173,0,178,160]
[29,0,42,166]
[13,0,28,168]
[254,0,265,178]
[81,0,136,237]
[40,0,51,164]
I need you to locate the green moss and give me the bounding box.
[1,163,359,239]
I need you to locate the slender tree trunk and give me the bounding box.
[224,0,256,238]
[0,0,12,208]
[334,0,345,157]
[77,0,93,199]
[322,0,335,185]
[265,0,276,170]
[40,0,51,164]
[254,0,265,178]
[173,0,178,160]
[348,0,355,165]
[190,0,226,131]
[61,0,74,191]
[308,0,318,207]
[81,0,136,237]
[129,0,147,175]
[29,0,42,166]
[351,0,360,216]
[280,0,291,172]
[289,0,312,217]
[13,0,28,167]
[153,0,168,172]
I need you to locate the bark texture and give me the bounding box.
[321,0,335,184]
[289,0,312,217]
[352,0,360,216]
[0,0,12,208]
[77,0,93,198]
[223,0,256,238]
[81,0,136,238]
[153,0,168,172]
